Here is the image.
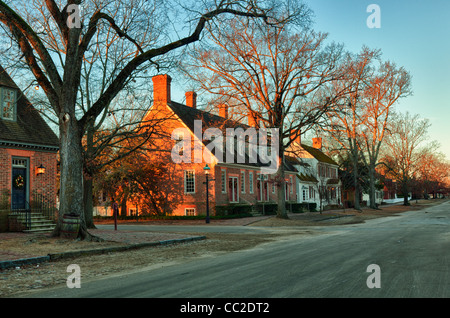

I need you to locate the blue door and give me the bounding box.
[12,167,27,210]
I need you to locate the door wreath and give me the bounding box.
[13,174,25,189]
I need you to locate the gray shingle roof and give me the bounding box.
[0,66,59,150]
[167,102,297,172]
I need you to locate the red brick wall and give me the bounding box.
[0,147,58,208]
[0,148,9,201]
[139,103,298,216]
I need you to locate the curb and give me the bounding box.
[0,235,206,270]
[0,256,50,270]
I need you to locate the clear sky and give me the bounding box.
[302,0,450,159]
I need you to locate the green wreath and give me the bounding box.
[13,175,25,189]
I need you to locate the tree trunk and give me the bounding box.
[402,175,410,206]
[83,176,96,229]
[51,109,101,241]
[352,154,361,211]
[276,152,288,219]
[120,194,128,216]
[368,163,378,209]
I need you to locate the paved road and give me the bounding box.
[23,200,450,298]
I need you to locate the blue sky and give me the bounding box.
[302,0,450,159]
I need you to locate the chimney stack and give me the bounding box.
[291,129,301,145]
[312,137,322,151]
[219,104,228,119]
[152,74,171,105]
[185,91,197,109]
[248,111,259,128]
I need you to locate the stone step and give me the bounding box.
[9,212,56,233]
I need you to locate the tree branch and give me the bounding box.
[78,6,268,132]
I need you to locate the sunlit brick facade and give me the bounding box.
[130,74,298,216]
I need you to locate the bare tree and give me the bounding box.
[381,111,437,206]
[181,7,346,218]
[0,0,278,240]
[358,59,412,208]
[323,47,379,210]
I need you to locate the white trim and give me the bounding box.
[185,208,196,216]
[221,169,227,193]
[184,170,195,194]
[0,87,17,121]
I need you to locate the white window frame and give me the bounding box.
[302,189,308,201]
[229,176,239,203]
[0,87,17,121]
[241,170,245,194]
[128,207,137,216]
[221,169,227,193]
[184,170,195,194]
[185,208,196,216]
[249,172,254,194]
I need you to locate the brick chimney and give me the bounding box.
[312,137,322,150]
[291,129,301,145]
[248,111,259,127]
[185,91,197,109]
[152,74,171,105]
[219,104,228,119]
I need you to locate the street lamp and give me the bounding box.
[203,164,211,224]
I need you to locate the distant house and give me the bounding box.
[0,66,59,231]
[290,138,342,211]
[112,74,299,217]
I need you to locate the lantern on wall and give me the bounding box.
[36,164,46,175]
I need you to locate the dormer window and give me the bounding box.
[1,87,17,121]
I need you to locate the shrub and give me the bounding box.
[215,204,253,216]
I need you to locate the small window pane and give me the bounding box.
[1,88,16,120]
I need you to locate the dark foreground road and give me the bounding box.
[21,200,450,298]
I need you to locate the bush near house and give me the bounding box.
[94,213,253,221]
[0,190,10,232]
[254,202,317,214]
[0,210,8,232]
[215,204,253,216]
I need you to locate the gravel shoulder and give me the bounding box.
[1,199,446,297]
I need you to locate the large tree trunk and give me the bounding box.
[83,176,96,229]
[83,118,96,229]
[51,102,100,240]
[276,139,288,219]
[402,174,410,206]
[368,162,378,209]
[52,112,85,237]
[352,154,361,211]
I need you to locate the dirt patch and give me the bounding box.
[0,232,286,297]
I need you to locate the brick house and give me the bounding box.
[123,74,298,217]
[0,66,59,231]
